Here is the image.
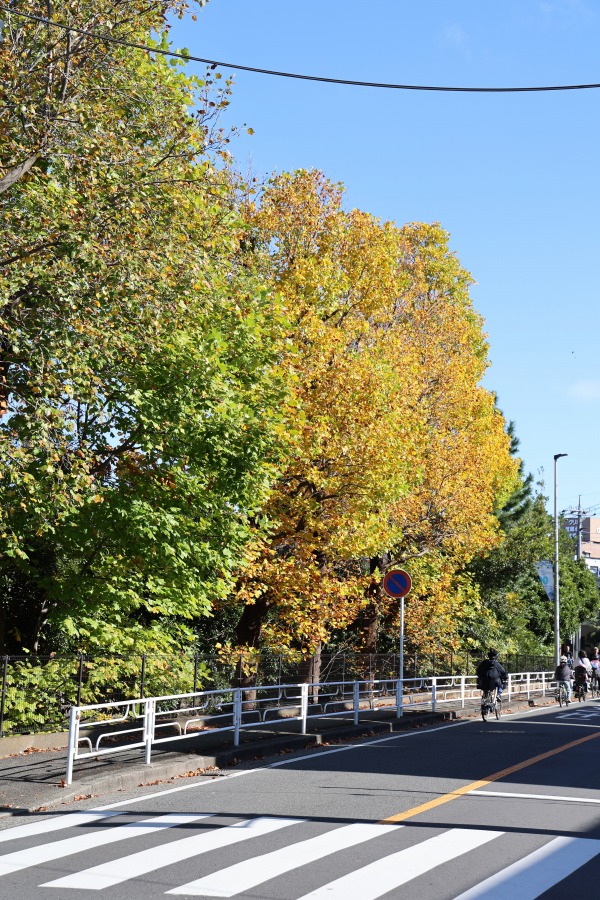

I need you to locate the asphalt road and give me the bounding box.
[2,699,600,898]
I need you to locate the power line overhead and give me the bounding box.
[3,5,600,94]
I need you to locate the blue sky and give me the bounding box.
[170,0,600,514]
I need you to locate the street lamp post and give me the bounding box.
[554,453,568,665]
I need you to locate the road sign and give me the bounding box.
[382,569,412,598]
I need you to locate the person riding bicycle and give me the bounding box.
[589,647,600,686]
[574,649,592,697]
[476,649,508,705]
[554,655,572,703]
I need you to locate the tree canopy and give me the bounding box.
[0,0,287,654]
[214,170,519,660]
[2,4,585,668]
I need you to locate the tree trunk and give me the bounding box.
[297,643,322,703]
[0,600,5,656]
[233,594,270,704]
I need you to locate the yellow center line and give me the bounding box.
[381,727,600,823]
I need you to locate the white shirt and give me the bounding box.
[575,658,592,675]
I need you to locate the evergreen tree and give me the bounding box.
[496,421,533,532]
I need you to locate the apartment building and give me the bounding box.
[564,515,600,580]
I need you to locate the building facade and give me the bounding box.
[564,515,600,581]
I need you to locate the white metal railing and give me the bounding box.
[65,670,555,783]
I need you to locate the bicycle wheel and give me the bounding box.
[558,686,564,707]
[495,700,501,720]
[481,693,489,722]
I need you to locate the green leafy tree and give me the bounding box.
[0,1,287,654]
[0,1,209,195]
[466,490,599,653]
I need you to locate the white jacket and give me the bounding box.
[575,658,592,675]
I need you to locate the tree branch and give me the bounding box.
[0,154,40,194]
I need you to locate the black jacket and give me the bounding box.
[476,658,507,690]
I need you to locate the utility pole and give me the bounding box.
[564,496,589,561]
[554,454,568,665]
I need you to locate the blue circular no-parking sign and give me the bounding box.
[382,569,412,598]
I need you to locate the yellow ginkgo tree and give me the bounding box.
[216,170,518,670]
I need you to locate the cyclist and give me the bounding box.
[574,649,592,699]
[476,649,508,706]
[554,654,572,703]
[589,647,600,693]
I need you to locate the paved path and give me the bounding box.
[1,698,599,897]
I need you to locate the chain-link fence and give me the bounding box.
[0,649,553,737]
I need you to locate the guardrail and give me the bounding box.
[66,670,554,783]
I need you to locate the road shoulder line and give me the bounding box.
[381,727,600,823]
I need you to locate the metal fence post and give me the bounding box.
[460,675,465,709]
[431,677,437,712]
[0,656,8,738]
[353,681,360,725]
[66,705,80,785]
[233,688,242,746]
[143,698,155,765]
[527,672,531,700]
[193,654,198,694]
[542,671,546,697]
[396,677,403,718]
[508,673,512,701]
[300,683,309,734]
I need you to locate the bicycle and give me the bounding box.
[590,670,600,699]
[555,681,570,707]
[574,679,588,702]
[481,687,501,722]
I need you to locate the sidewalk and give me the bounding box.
[0,694,552,818]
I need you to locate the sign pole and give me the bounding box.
[382,569,412,716]
[400,595,405,683]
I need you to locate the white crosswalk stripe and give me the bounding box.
[0,812,209,878]
[0,810,122,844]
[454,835,600,899]
[296,828,503,899]
[2,813,600,896]
[41,815,303,891]
[166,822,400,897]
